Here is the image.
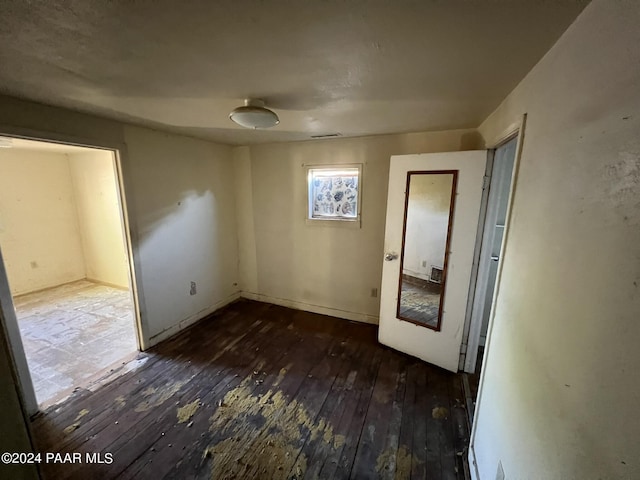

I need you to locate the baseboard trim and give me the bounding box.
[144,291,379,348]
[147,292,241,347]
[240,292,379,325]
[12,276,87,298]
[86,278,129,291]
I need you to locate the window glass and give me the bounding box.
[308,168,359,220]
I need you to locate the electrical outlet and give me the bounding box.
[422,260,427,268]
[190,281,197,295]
[370,288,378,298]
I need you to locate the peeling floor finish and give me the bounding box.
[14,280,137,406]
[399,283,441,327]
[32,300,469,479]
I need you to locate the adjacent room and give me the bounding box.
[0,1,638,480]
[0,138,138,407]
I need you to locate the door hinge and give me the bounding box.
[482,175,491,190]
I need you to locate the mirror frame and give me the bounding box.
[396,170,459,331]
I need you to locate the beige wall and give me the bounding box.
[0,150,86,295]
[69,150,129,288]
[0,147,131,295]
[233,146,259,294]
[238,129,481,322]
[471,1,640,479]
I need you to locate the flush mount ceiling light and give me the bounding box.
[229,99,280,129]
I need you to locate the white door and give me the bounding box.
[378,151,487,372]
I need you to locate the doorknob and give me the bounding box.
[384,252,399,261]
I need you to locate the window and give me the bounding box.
[306,165,361,224]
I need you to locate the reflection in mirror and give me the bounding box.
[397,171,457,330]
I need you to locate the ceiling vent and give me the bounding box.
[310,133,342,139]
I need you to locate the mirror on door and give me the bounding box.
[397,170,457,330]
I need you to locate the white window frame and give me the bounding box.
[305,164,362,228]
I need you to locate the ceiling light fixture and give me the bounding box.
[229,99,280,129]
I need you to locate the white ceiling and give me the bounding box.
[0,1,589,145]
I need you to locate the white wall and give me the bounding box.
[472,1,640,479]
[69,150,129,289]
[123,126,239,342]
[403,174,452,281]
[237,129,481,323]
[0,150,86,295]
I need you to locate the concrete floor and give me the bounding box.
[13,280,138,406]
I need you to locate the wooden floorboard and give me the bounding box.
[31,299,469,480]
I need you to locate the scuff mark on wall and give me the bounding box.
[602,143,640,224]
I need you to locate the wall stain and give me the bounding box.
[602,148,640,222]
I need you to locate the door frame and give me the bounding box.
[0,125,148,416]
[460,115,527,373]
[467,114,527,479]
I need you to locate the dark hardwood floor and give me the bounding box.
[31,300,470,479]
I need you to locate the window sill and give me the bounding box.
[305,217,361,228]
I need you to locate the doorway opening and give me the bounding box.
[460,134,519,420]
[0,136,140,411]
